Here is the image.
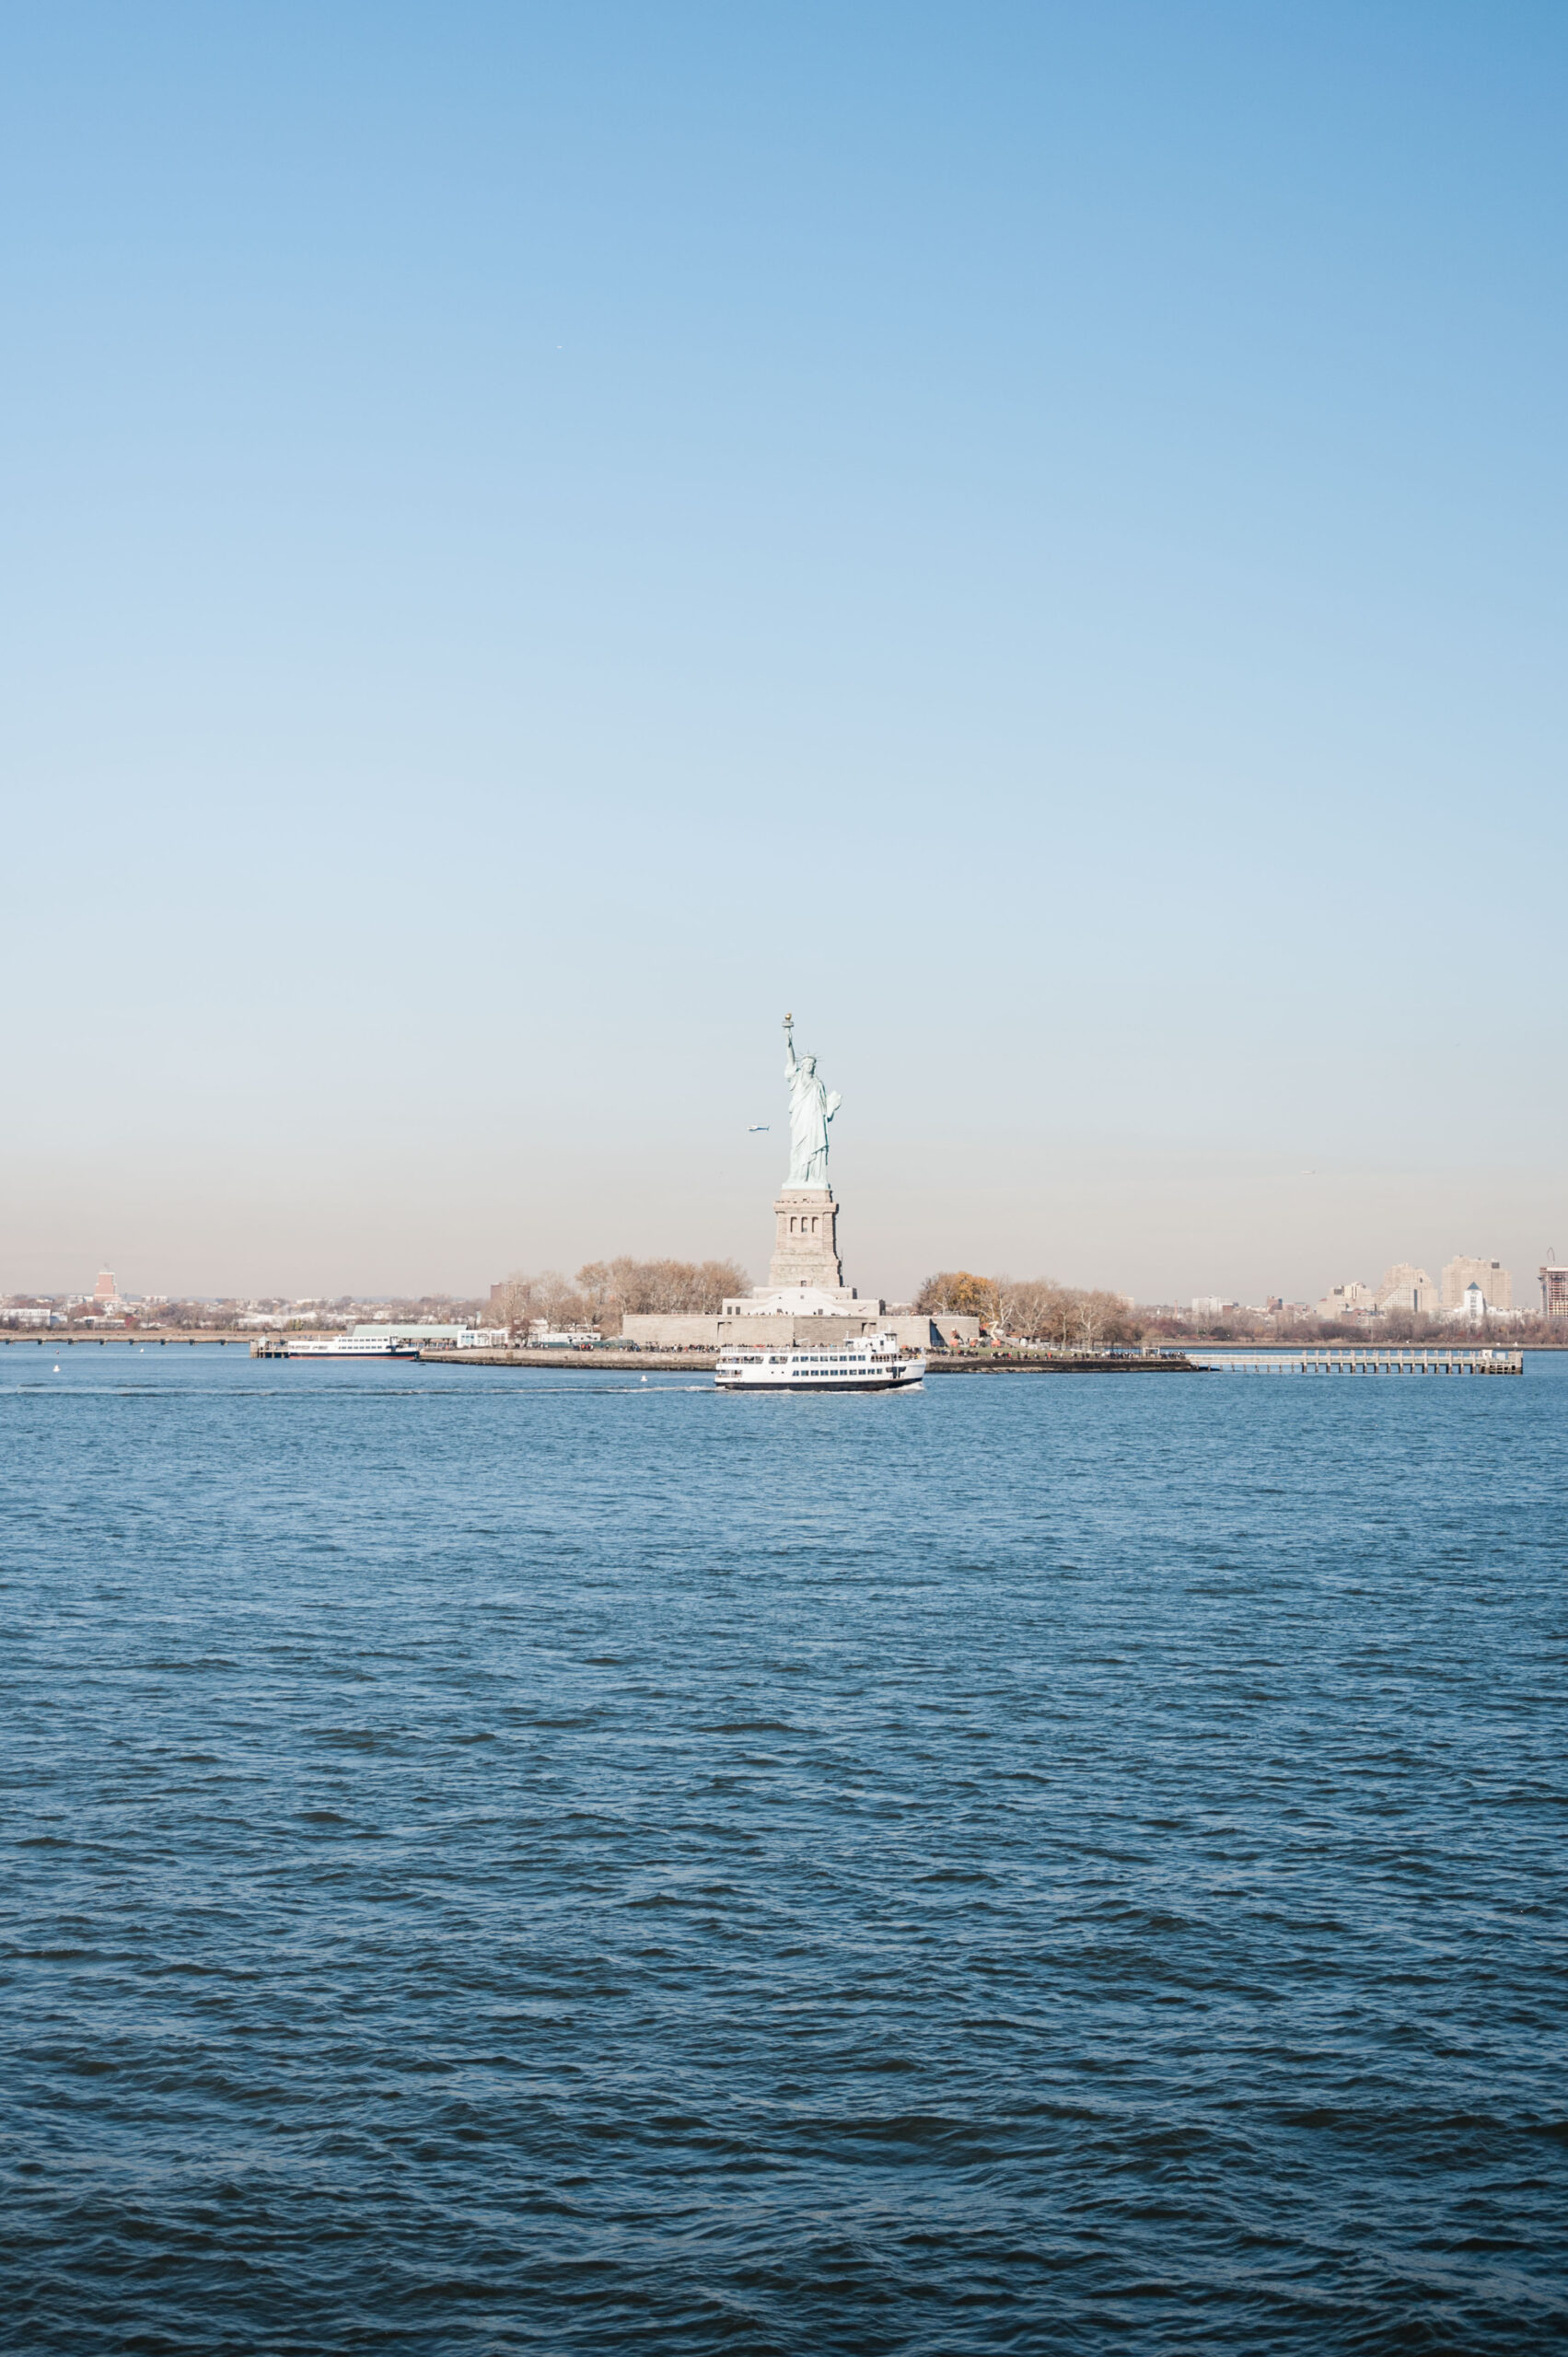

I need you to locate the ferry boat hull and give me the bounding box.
[285,1338,422,1360]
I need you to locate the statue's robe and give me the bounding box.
[785,1053,839,1188]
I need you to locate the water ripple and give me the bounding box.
[2,1353,1564,2351]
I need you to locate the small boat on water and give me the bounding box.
[285,1333,422,1360]
[715,1332,924,1393]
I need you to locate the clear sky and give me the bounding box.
[3,2,1564,1306]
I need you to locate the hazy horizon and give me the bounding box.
[4,5,1564,1307]
[6,1107,1560,1311]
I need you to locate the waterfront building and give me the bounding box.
[1540,1261,1568,1320]
[93,1268,118,1305]
[1441,1256,1512,1310]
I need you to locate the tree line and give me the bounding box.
[915,1270,1142,1349]
[490,1258,749,1335]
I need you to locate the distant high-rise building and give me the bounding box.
[93,1269,117,1303]
[1315,1280,1374,1318]
[1376,1264,1437,1316]
[1540,1261,1568,1320]
[1442,1256,1512,1310]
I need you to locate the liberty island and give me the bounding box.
[619,1016,979,1352]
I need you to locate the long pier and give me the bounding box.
[3,1330,253,1347]
[1187,1345,1522,1376]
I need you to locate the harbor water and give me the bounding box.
[4,1350,1565,2351]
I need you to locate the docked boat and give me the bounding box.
[285,1333,422,1359]
[715,1332,924,1392]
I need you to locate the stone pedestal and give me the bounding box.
[769,1190,843,1291]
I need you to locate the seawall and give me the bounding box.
[417,1347,1203,1375]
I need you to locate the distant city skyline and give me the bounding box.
[2,1160,1561,1311]
[2,6,1563,1300]
[2,1224,1552,1324]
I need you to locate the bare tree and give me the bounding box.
[575,1262,614,1322]
[1003,1279,1063,1341]
[537,1271,592,1330]
[1077,1296,1106,1353]
[914,1270,1143,1347]
[490,1273,540,1337]
[575,1256,748,1319]
[989,1273,1023,1339]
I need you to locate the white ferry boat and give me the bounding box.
[715,1332,924,1393]
[285,1333,422,1360]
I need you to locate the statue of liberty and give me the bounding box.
[783,1014,841,1188]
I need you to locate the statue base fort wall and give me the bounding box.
[615,1309,980,1351]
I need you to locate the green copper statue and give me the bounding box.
[783,1014,841,1190]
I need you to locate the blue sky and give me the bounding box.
[3,3,1564,1302]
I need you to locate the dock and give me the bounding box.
[1187,1345,1522,1376]
[923,1350,1202,1375]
